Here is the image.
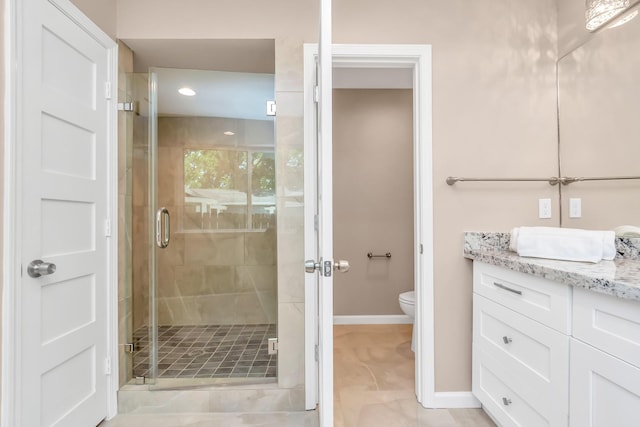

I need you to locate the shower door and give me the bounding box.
[137,67,278,385]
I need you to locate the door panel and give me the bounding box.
[317,0,334,426]
[20,1,111,425]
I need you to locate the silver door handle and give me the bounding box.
[305,259,350,274]
[156,207,170,248]
[27,260,56,278]
[333,260,350,273]
[305,260,321,273]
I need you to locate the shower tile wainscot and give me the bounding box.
[464,231,640,426]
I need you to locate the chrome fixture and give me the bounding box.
[333,260,350,273]
[493,281,523,296]
[305,259,350,276]
[446,175,640,186]
[367,252,392,259]
[155,207,170,248]
[27,259,56,278]
[305,260,321,273]
[585,0,630,31]
[446,176,562,186]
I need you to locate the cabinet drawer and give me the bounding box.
[474,294,569,385]
[573,287,640,369]
[473,347,566,427]
[570,338,640,427]
[474,262,571,333]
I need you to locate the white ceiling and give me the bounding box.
[153,67,275,120]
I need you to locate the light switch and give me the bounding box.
[569,198,582,218]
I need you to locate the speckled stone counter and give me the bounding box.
[464,232,640,302]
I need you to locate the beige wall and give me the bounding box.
[558,1,640,230]
[117,0,560,393]
[70,0,117,39]
[558,0,640,57]
[333,89,414,316]
[336,0,560,391]
[558,0,592,56]
[0,0,560,399]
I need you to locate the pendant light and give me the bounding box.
[585,0,630,31]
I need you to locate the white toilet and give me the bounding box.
[399,291,416,351]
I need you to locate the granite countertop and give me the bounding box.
[464,232,640,302]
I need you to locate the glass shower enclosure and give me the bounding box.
[124,66,278,386]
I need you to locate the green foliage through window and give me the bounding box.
[183,149,275,230]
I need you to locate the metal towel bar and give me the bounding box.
[367,252,391,259]
[446,175,640,186]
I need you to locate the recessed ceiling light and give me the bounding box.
[223,131,235,136]
[178,87,196,96]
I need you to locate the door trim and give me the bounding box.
[2,0,119,424]
[303,43,436,408]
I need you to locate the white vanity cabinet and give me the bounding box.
[473,262,640,427]
[472,262,571,427]
[569,287,640,427]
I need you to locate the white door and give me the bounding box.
[303,1,350,426]
[17,0,114,425]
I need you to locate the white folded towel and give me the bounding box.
[509,226,615,263]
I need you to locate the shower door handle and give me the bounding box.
[156,207,170,248]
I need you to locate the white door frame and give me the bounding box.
[2,0,119,424]
[303,43,437,408]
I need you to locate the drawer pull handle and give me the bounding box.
[493,282,522,295]
[502,336,513,344]
[502,397,512,406]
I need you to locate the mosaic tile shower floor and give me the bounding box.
[132,324,277,379]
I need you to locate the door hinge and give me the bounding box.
[314,344,319,361]
[267,337,278,355]
[314,86,319,103]
[124,343,135,353]
[105,219,112,237]
[314,215,319,231]
[266,100,276,116]
[117,102,135,112]
[104,357,112,375]
[420,243,423,254]
[104,82,112,100]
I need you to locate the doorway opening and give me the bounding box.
[331,84,416,421]
[303,44,435,411]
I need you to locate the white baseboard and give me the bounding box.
[430,392,481,408]
[333,315,412,325]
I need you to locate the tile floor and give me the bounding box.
[333,324,496,427]
[132,324,277,379]
[102,324,495,427]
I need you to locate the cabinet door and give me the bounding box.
[473,295,569,427]
[570,339,640,427]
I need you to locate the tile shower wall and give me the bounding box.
[131,116,277,327]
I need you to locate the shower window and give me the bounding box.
[183,148,275,231]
